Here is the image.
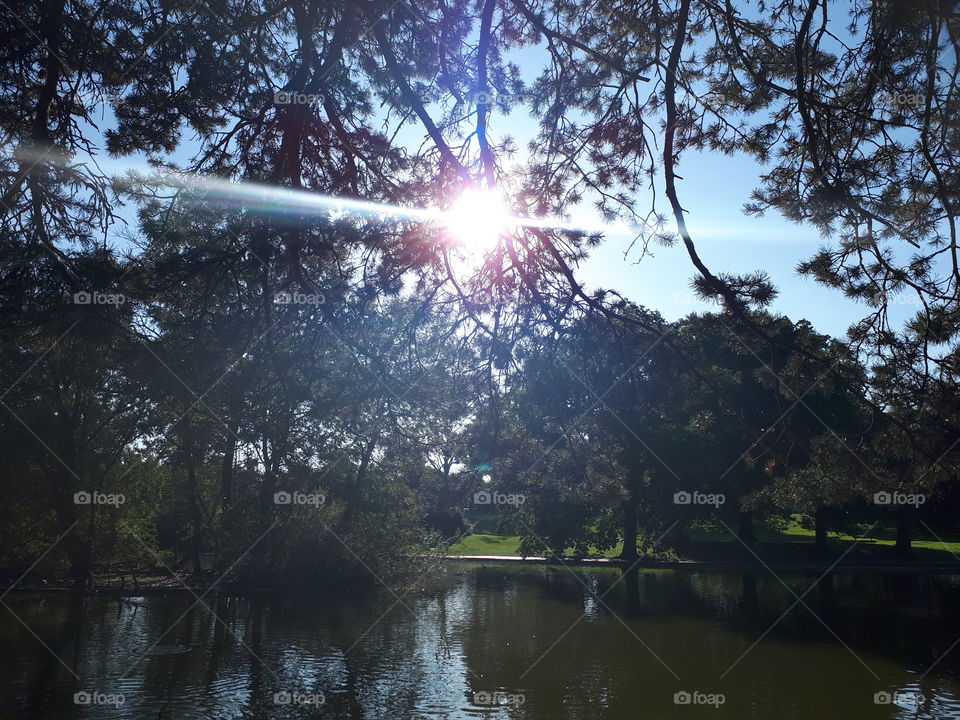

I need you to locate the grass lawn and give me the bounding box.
[448,533,522,555]
[448,512,626,557]
[448,514,960,564]
[448,534,625,557]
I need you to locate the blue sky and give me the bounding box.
[574,147,917,340]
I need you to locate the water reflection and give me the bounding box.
[2,565,960,718]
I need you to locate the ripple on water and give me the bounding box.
[102,672,251,720]
[145,644,192,656]
[888,684,960,719]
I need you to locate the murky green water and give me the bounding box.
[3,564,960,718]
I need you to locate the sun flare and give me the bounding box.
[444,189,511,248]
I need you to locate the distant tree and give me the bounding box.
[0,251,150,586]
[737,320,873,554]
[496,305,682,560]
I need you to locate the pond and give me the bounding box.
[3,563,960,718]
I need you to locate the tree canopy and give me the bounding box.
[1,0,959,585]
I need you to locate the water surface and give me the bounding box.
[3,564,960,718]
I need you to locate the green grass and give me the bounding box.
[448,511,625,557]
[447,534,624,558]
[448,533,522,555]
[447,514,960,564]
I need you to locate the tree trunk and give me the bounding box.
[619,497,639,561]
[53,414,92,589]
[219,420,238,511]
[337,435,378,533]
[69,543,94,590]
[814,507,828,555]
[259,436,276,517]
[895,505,912,557]
[737,512,755,543]
[57,471,92,590]
[187,447,203,576]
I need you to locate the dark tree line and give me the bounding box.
[489,306,959,560]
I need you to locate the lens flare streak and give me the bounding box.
[69,154,650,238]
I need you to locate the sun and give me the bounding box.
[443,188,511,248]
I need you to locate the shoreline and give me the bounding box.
[5,556,960,596]
[445,554,960,573]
